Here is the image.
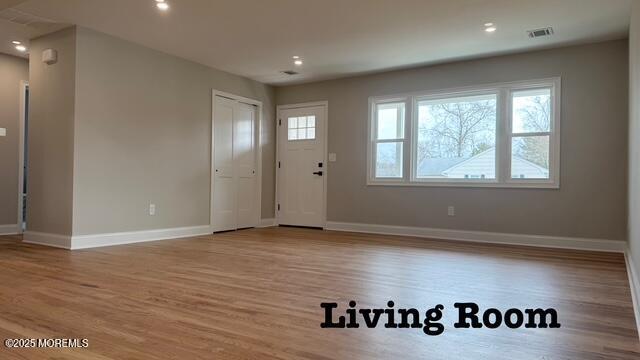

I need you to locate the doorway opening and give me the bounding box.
[18,81,29,233]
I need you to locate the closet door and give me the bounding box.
[213,95,258,232]
[234,102,257,229]
[213,96,238,232]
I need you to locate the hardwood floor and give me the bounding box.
[0,227,638,359]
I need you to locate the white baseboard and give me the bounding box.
[71,225,212,250]
[23,231,72,249]
[24,225,211,250]
[258,218,277,228]
[625,250,640,340]
[0,224,19,236]
[325,221,626,253]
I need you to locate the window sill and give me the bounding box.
[366,180,560,189]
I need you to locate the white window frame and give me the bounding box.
[367,77,561,189]
[368,97,409,182]
[410,89,501,186]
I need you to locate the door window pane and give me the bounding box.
[512,88,551,133]
[288,129,297,140]
[377,103,405,140]
[416,94,497,179]
[307,128,315,139]
[376,142,403,178]
[511,136,550,179]
[287,116,316,141]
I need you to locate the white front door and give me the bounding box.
[213,96,257,232]
[278,105,326,228]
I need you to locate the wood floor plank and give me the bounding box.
[0,228,638,359]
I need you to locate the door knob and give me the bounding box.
[313,171,323,176]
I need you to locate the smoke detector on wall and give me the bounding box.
[42,49,58,65]
[527,27,554,38]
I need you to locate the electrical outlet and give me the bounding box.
[448,206,455,217]
[0,128,6,137]
[149,203,156,216]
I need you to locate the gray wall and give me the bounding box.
[28,27,77,236]
[629,3,640,281]
[0,53,28,226]
[276,40,629,241]
[72,27,275,235]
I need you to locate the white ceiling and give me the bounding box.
[0,0,67,58]
[0,0,633,85]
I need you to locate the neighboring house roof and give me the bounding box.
[441,148,496,177]
[510,156,550,177]
[417,157,466,176]
[417,148,548,178]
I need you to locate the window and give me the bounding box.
[510,89,551,179]
[368,78,560,188]
[372,102,405,178]
[416,93,497,180]
[288,116,316,140]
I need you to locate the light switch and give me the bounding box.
[448,206,455,217]
[0,128,6,137]
[329,153,337,162]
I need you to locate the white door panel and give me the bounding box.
[213,96,258,232]
[237,177,255,228]
[214,103,234,178]
[213,97,237,232]
[278,105,326,227]
[213,178,236,231]
[235,103,256,229]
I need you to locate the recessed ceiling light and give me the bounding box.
[485,26,497,33]
[292,56,300,59]
[156,2,169,10]
[294,60,303,66]
[484,22,494,27]
[15,45,27,52]
[12,40,21,45]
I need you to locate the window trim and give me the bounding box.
[367,77,561,189]
[410,89,501,185]
[368,97,409,182]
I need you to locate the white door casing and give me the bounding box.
[277,103,328,228]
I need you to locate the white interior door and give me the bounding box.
[213,96,257,232]
[213,96,236,232]
[278,105,326,228]
[234,102,257,229]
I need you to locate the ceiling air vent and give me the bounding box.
[527,27,554,38]
[0,8,55,26]
[281,70,299,76]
